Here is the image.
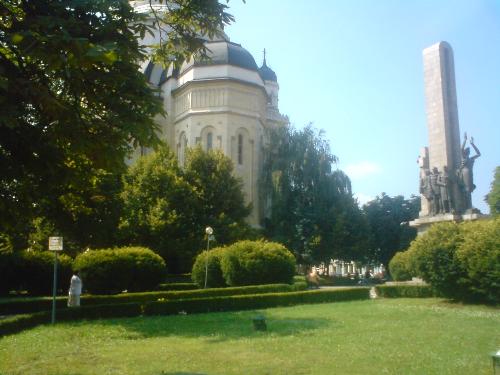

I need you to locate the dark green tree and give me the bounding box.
[0,0,235,249]
[261,124,368,267]
[485,166,500,217]
[120,145,251,273]
[119,145,195,272]
[183,147,253,244]
[363,193,420,266]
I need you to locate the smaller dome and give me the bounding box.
[259,63,277,82]
[258,51,277,82]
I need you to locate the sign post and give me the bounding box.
[48,237,63,324]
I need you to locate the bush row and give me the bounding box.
[73,247,166,294]
[0,282,308,315]
[375,285,439,298]
[388,218,499,304]
[0,251,73,296]
[0,247,167,296]
[191,240,296,288]
[0,287,370,336]
[156,282,198,291]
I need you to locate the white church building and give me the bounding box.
[131,1,288,226]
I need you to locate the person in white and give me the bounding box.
[68,274,82,307]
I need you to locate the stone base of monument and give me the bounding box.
[409,212,484,235]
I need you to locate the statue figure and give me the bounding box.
[419,168,433,212]
[430,167,441,215]
[458,132,480,210]
[436,166,451,213]
[68,273,82,307]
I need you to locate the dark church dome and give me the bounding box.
[181,40,259,73]
[259,60,277,82]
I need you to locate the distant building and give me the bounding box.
[130,1,288,226]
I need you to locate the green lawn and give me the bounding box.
[0,298,498,375]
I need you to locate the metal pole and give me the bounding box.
[204,236,210,289]
[51,251,58,324]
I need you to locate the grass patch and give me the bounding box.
[0,298,498,374]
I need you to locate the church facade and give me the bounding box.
[131,2,288,226]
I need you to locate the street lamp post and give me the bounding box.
[204,226,214,289]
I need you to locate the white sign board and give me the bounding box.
[48,237,63,251]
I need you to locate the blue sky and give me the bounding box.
[225,0,500,213]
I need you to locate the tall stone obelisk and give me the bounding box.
[422,41,463,214]
[411,41,481,233]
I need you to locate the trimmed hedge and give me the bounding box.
[0,282,309,315]
[0,287,370,336]
[156,282,197,291]
[0,251,73,296]
[144,288,370,316]
[375,285,438,298]
[317,276,360,286]
[73,247,166,294]
[221,240,296,286]
[164,274,192,283]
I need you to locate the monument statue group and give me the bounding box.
[410,41,482,233]
[419,132,480,215]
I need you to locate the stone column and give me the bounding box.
[422,41,464,213]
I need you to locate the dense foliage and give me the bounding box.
[388,251,413,281]
[406,222,465,300]
[486,166,500,217]
[191,246,227,288]
[120,146,252,273]
[0,1,162,244]
[363,193,420,266]
[1,0,235,252]
[191,240,296,287]
[261,124,368,266]
[220,240,296,286]
[0,250,72,295]
[456,219,500,303]
[73,247,166,294]
[390,219,500,304]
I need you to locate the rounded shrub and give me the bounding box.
[406,221,465,300]
[456,219,500,304]
[191,247,226,288]
[389,250,413,281]
[17,251,73,296]
[73,247,166,294]
[220,240,296,286]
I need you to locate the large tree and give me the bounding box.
[0,0,234,247]
[261,124,368,267]
[120,145,251,273]
[485,166,500,217]
[363,193,420,266]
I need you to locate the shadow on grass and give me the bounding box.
[87,309,332,342]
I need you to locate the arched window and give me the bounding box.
[238,134,243,165]
[207,132,213,151]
